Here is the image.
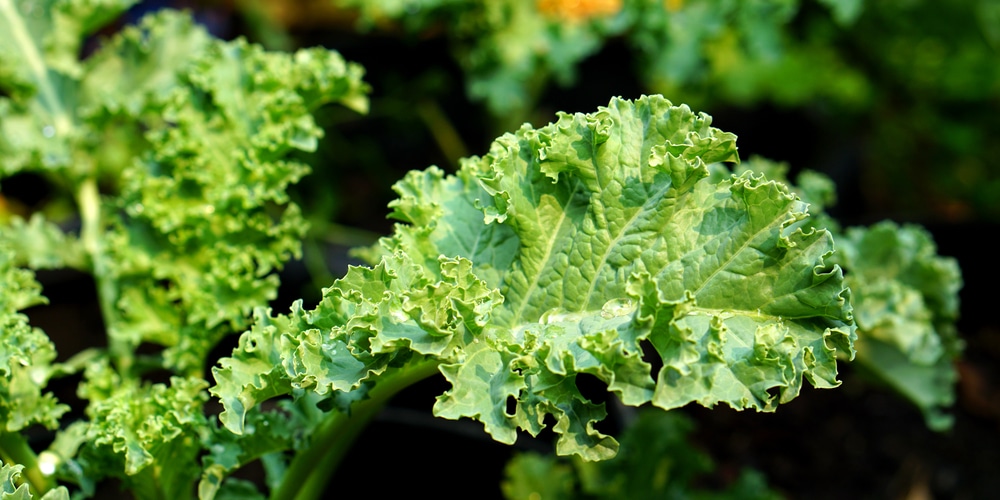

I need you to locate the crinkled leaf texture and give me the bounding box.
[73,363,209,500]
[0,249,67,433]
[0,459,68,500]
[212,95,854,460]
[1,4,369,373]
[727,158,964,430]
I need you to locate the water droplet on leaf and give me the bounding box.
[38,451,59,476]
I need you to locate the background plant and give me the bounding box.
[324,0,999,221]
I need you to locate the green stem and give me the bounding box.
[272,359,442,500]
[416,100,469,170]
[236,0,294,51]
[0,432,53,495]
[77,179,128,372]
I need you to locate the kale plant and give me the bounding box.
[0,2,962,499]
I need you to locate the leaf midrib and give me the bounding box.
[510,182,582,325]
[678,192,788,304]
[0,0,74,134]
[579,181,670,310]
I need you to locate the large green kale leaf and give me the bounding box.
[213,95,854,461]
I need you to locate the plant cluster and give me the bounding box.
[0,1,964,499]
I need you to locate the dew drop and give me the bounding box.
[38,451,58,476]
[42,125,55,138]
[30,366,46,384]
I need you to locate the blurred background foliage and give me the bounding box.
[4,0,997,248]
[231,0,1000,229]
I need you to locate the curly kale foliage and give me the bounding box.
[1,2,368,497]
[213,96,855,466]
[728,157,964,430]
[1,3,368,374]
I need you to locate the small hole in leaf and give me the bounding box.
[574,373,623,435]
[639,338,663,380]
[765,386,781,402]
[505,395,517,416]
[575,373,608,406]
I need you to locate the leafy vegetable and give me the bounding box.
[1,2,368,375]
[211,94,855,495]
[0,249,68,497]
[832,222,962,429]
[0,249,66,435]
[1,1,367,497]
[0,1,966,497]
[0,459,68,500]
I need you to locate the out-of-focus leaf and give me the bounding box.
[817,0,864,25]
[335,0,628,120]
[76,11,370,373]
[0,215,85,270]
[332,0,870,119]
[832,222,962,429]
[501,452,576,500]
[728,157,965,430]
[502,409,782,500]
[3,6,370,375]
[0,0,138,175]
